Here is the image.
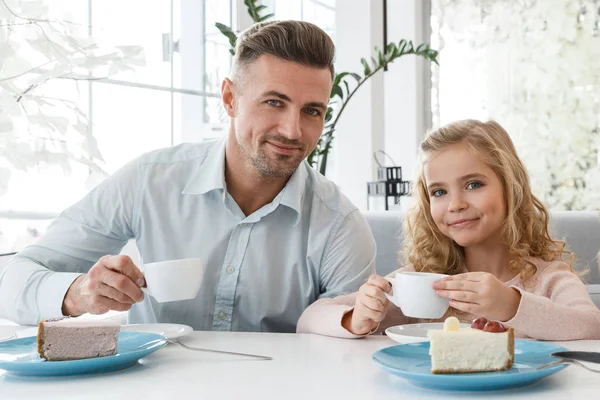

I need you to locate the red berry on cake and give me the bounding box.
[483,320,507,333]
[470,317,488,330]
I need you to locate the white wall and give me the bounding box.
[333,0,430,210]
[333,0,385,210]
[384,0,430,188]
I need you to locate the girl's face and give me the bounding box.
[424,142,507,248]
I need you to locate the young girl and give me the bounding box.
[297,119,600,340]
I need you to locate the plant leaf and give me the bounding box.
[215,23,238,49]
[386,42,395,55]
[360,58,371,75]
[331,85,343,100]
[416,43,429,53]
[333,72,349,87]
[377,49,385,65]
[349,72,362,82]
[324,107,333,124]
[258,13,274,22]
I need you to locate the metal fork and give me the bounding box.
[140,338,272,361]
[537,358,600,373]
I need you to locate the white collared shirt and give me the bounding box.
[0,138,376,331]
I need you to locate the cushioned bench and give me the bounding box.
[364,210,600,306]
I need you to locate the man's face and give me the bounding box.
[222,54,332,178]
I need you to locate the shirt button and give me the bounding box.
[226,266,235,274]
[218,311,227,320]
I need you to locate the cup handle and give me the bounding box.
[138,265,149,298]
[383,277,395,304]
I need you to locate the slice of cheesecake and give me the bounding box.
[37,317,120,361]
[428,317,514,374]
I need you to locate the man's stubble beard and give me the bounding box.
[238,136,307,178]
[250,144,304,178]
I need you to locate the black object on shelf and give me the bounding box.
[367,151,412,211]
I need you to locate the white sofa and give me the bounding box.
[364,210,600,306]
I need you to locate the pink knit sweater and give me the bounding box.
[297,258,600,340]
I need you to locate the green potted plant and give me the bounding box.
[217,0,438,175]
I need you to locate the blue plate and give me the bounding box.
[372,340,569,391]
[0,332,167,377]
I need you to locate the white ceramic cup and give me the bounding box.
[141,258,203,303]
[384,272,450,319]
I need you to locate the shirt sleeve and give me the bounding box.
[504,261,600,340]
[0,158,142,325]
[317,209,376,299]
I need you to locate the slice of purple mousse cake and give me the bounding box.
[37,317,120,361]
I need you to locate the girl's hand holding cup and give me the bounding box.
[343,274,391,335]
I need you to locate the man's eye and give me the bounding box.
[266,100,282,107]
[304,108,320,116]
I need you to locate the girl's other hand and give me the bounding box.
[432,271,521,322]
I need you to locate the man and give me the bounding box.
[0,21,376,332]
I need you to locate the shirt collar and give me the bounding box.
[181,138,226,195]
[182,137,308,226]
[278,161,307,226]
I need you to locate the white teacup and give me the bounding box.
[384,272,449,319]
[141,258,203,303]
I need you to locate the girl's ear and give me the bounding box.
[221,78,236,118]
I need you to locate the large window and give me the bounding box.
[431,0,600,210]
[0,0,335,253]
[263,0,335,35]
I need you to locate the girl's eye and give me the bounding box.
[466,181,483,190]
[431,189,447,197]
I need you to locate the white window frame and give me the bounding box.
[0,0,235,222]
[0,0,339,222]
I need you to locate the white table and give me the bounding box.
[1,325,599,400]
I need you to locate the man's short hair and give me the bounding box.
[231,20,335,81]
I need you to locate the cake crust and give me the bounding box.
[36,320,46,360]
[505,327,515,368]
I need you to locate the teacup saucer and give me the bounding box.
[385,322,470,344]
[120,323,193,339]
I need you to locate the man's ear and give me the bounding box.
[221,78,236,118]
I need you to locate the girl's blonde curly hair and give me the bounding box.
[402,119,574,283]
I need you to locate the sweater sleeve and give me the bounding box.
[296,292,364,338]
[296,268,418,338]
[504,261,600,340]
